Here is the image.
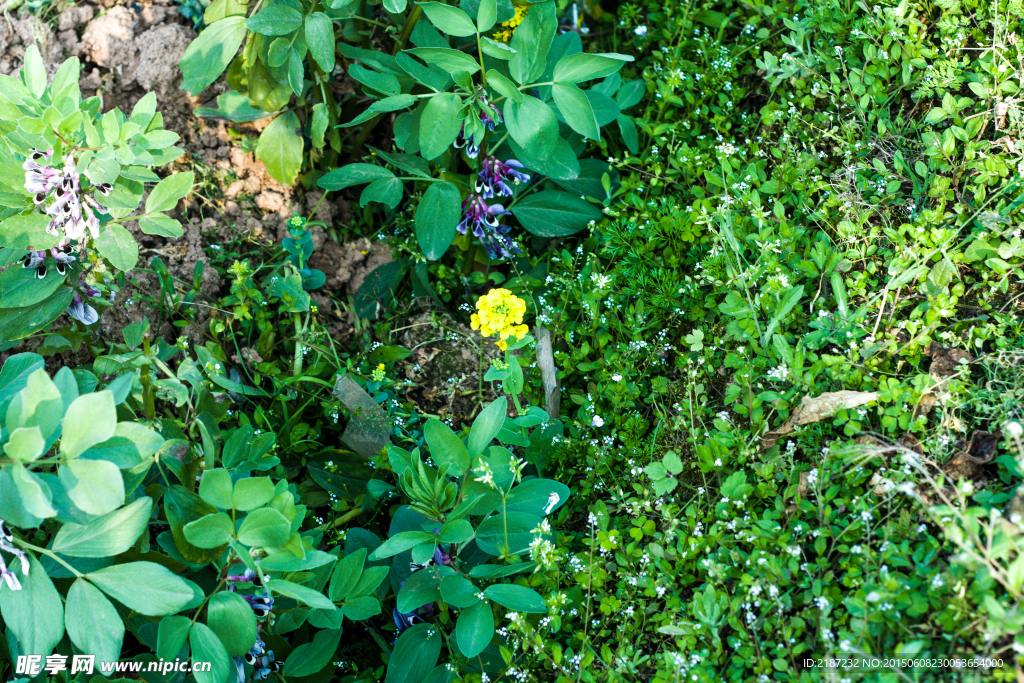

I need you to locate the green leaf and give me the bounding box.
[87,562,193,616]
[503,96,559,156]
[369,531,436,560]
[0,554,64,656]
[0,266,66,309]
[305,12,335,73]
[439,574,480,609]
[157,615,192,661]
[65,579,124,666]
[146,172,194,214]
[284,628,342,676]
[419,93,464,160]
[424,419,470,475]
[245,5,303,35]
[360,177,404,208]
[485,69,522,102]
[22,45,46,96]
[508,0,556,84]
[386,623,443,683]
[419,2,477,36]
[179,16,247,95]
[319,163,395,191]
[617,114,638,153]
[763,285,805,340]
[199,468,234,509]
[415,181,461,259]
[456,600,493,657]
[329,548,366,602]
[663,451,683,475]
[342,594,381,620]
[184,512,235,548]
[233,477,275,511]
[59,458,124,516]
[95,223,139,272]
[503,478,569,516]
[511,190,602,237]
[8,465,56,518]
[467,397,506,457]
[405,48,481,75]
[479,37,516,60]
[207,591,258,656]
[51,496,153,557]
[552,82,600,140]
[189,622,232,683]
[350,64,401,97]
[237,507,291,547]
[166,485,225,565]
[477,0,497,31]
[552,52,633,82]
[0,288,73,341]
[256,111,304,185]
[269,577,338,610]
[483,583,547,613]
[4,427,44,463]
[475,511,542,556]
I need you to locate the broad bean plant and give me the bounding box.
[0,48,193,345]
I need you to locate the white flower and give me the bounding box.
[634,25,647,36]
[591,415,605,428]
[611,374,622,382]
[1006,421,1023,438]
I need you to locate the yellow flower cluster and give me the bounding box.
[470,288,528,351]
[493,4,529,42]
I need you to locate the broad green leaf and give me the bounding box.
[386,623,443,683]
[207,591,257,656]
[328,548,366,602]
[467,397,506,457]
[232,477,275,511]
[552,82,600,140]
[360,177,404,208]
[95,223,139,272]
[183,512,235,548]
[456,600,493,657]
[0,289,73,341]
[479,37,516,60]
[477,0,497,32]
[305,12,335,73]
[439,574,480,608]
[51,496,152,557]
[157,615,192,661]
[4,427,45,463]
[237,507,291,547]
[424,419,470,475]
[0,266,65,309]
[503,96,559,156]
[552,52,633,83]
[369,531,436,560]
[284,628,342,676]
[189,622,232,683]
[419,93,464,160]
[59,458,124,516]
[146,172,194,214]
[419,2,477,36]
[508,0,556,84]
[245,5,303,35]
[511,190,602,237]
[198,468,234,509]
[318,163,395,191]
[9,465,56,518]
[475,511,542,556]
[483,583,547,613]
[0,554,64,656]
[65,579,124,665]
[351,63,401,97]
[194,89,272,122]
[179,16,247,95]
[268,578,338,610]
[485,69,522,102]
[397,566,454,613]
[140,213,185,238]
[23,45,46,96]
[342,594,381,620]
[164,485,225,564]
[415,181,461,259]
[763,285,805,340]
[438,518,473,544]
[87,562,194,616]
[405,47,480,75]
[503,479,569,517]
[256,111,304,185]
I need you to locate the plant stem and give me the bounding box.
[293,312,304,377]
[392,6,423,55]
[13,539,83,578]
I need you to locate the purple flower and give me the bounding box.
[476,157,531,198]
[20,250,46,278]
[393,606,421,634]
[479,100,501,131]
[457,194,522,260]
[235,635,280,683]
[453,126,480,159]
[243,589,274,618]
[67,295,99,326]
[227,568,260,587]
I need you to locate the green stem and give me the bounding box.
[392,6,423,55]
[13,539,83,578]
[292,312,304,377]
[141,335,156,421]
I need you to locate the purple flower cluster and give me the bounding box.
[24,148,110,242]
[453,97,504,160]
[235,633,281,683]
[0,520,30,592]
[20,246,76,279]
[476,156,530,199]
[458,194,522,260]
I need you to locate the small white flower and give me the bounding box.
[591,415,605,428]
[634,25,648,36]
[611,373,622,382]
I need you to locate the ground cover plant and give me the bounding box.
[0,0,1023,681]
